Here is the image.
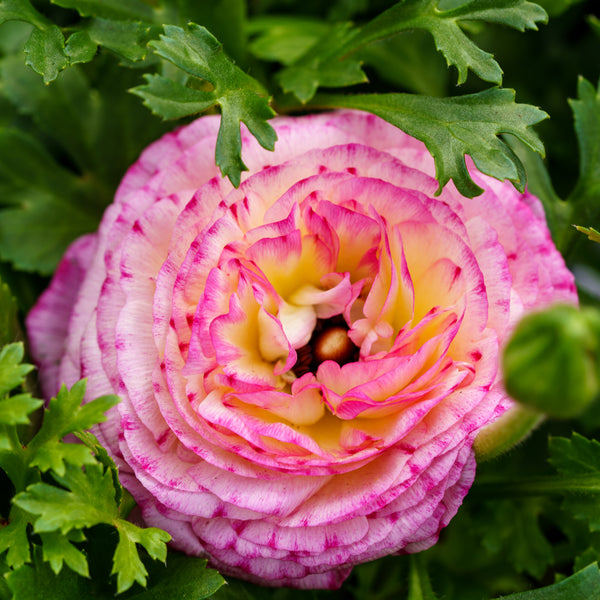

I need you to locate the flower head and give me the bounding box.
[27,110,577,588]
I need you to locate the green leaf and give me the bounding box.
[566,78,600,253]
[5,547,91,600]
[0,393,43,426]
[351,0,547,85]
[40,531,89,578]
[27,381,119,476]
[312,88,547,197]
[128,554,226,600]
[247,16,328,65]
[14,463,118,533]
[496,563,600,599]
[131,74,215,119]
[50,0,154,21]
[0,0,47,28]
[277,22,367,103]
[0,343,32,396]
[0,508,31,569]
[85,18,154,62]
[132,23,276,186]
[0,128,102,273]
[112,520,170,594]
[24,25,68,83]
[548,434,600,531]
[64,31,98,64]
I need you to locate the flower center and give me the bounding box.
[293,317,359,377]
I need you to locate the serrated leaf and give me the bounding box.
[50,0,154,21]
[0,393,42,426]
[40,531,89,578]
[85,18,154,62]
[112,520,170,594]
[353,0,547,86]
[27,381,119,475]
[497,563,600,599]
[14,463,118,534]
[5,547,90,600]
[313,88,547,197]
[0,508,31,569]
[0,343,33,396]
[569,77,600,205]
[75,429,123,506]
[132,23,276,186]
[64,31,98,64]
[133,74,216,119]
[129,554,226,600]
[24,25,68,83]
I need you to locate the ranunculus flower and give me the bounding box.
[27,110,576,589]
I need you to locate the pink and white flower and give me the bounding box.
[27,110,576,588]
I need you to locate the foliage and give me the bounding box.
[0,0,599,599]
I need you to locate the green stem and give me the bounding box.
[473,473,600,498]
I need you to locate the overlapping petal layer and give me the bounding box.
[27,110,577,588]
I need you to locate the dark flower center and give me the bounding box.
[293,317,359,377]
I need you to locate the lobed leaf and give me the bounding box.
[64,31,98,64]
[112,520,171,594]
[0,343,33,397]
[40,531,89,578]
[14,463,118,534]
[313,88,547,196]
[0,0,47,28]
[0,509,31,569]
[132,23,276,187]
[84,18,154,62]
[23,25,68,83]
[0,393,42,427]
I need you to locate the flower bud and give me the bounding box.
[503,305,600,419]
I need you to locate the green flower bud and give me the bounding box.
[503,304,600,419]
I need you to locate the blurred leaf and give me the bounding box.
[24,24,68,83]
[50,0,154,21]
[408,555,439,600]
[0,276,19,346]
[496,563,600,599]
[132,23,276,186]
[0,128,101,273]
[277,22,367,102]
[549,434,600,530]
[358,30,449,96]
[0,0,47,28]
[247,16,329,65]
[313,87,547,197]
